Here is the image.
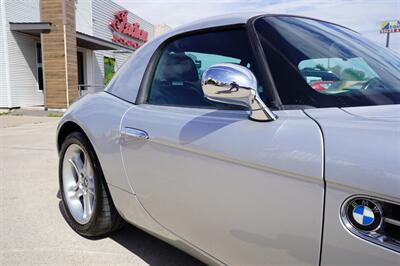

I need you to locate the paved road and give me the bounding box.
[0,116,204,265]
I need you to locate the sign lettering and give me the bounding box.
[110,10,149,49]
[380,20,400,34]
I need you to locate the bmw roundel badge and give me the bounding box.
[346,198,383,231]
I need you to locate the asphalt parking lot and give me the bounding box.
[0,115,204,265]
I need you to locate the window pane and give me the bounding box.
[36,43,42,64]
[255,16,400,108]
[38,67,43,91]
[104,57,116,85]
[36,43,43,91]
[77,51,85,85]
[185,52,241,79]
[148,29,262,108]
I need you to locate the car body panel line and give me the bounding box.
[119,104,138,195]
[303,110,326,266]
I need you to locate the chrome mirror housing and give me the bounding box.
[201,63,277,122]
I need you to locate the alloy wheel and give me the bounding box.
[62,144,95,224]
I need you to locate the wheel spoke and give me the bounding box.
[68,158,80,178]
[75,155,85,173]
[83,153,89,176]
[70,182,80,192]
[82,192,92,218]
[68,155,84,177]
[86,176,95,195]
[87,188,95,196]
[71,187,83,200]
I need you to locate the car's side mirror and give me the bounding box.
[201,63,277,122]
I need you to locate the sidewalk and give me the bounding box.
[8,108,64,117]
[0,114,60,128]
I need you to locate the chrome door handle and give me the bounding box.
[120,127,149,141]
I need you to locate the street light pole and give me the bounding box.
[386,32,390,48]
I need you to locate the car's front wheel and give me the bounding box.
[59,132,124,236]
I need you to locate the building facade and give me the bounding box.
[0,0,164,109]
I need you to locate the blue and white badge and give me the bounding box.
[347,198,382,231]
[352,205,375,226]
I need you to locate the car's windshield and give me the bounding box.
[254,16,400,108]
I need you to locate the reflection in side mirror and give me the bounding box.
[201,63,277,122]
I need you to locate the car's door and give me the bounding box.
[120,29,325,265]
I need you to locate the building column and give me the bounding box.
[41,0,78,109]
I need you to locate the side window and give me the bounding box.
[147,29,263,108]
[185,52,241,80]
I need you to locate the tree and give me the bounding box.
[342,68,366,80]
[314,64,327,71]
[330,65,342,77]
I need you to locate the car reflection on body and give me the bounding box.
[56,14,400,266]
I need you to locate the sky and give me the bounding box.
[114,0,400,53]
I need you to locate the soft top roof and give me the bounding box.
[152,12,261,42]
[152,13,355,44]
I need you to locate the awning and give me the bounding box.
[76,32,134,51]
[9,22,52,35]
[9,22,133,51]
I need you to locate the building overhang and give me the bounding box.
[9,22,134,52]
[9,22,52,35]
[76,32,134,51]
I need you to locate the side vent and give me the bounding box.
[341,196,400,253]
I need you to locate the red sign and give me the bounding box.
[110,10,149,49]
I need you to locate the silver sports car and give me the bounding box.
[57,14,400,265]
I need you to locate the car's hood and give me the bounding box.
[341,104,400,122]
[304,107,400,200]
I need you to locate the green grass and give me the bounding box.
[48,113,63,118]
[0,112,9,116]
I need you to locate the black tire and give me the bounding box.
[59,132,125,237]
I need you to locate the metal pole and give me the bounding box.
[386,32,390,48]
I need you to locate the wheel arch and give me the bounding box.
[57,119,114,188]
[57,121,89,154]
[57,120,114,196]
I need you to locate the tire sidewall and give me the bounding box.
[59,132,103,234]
